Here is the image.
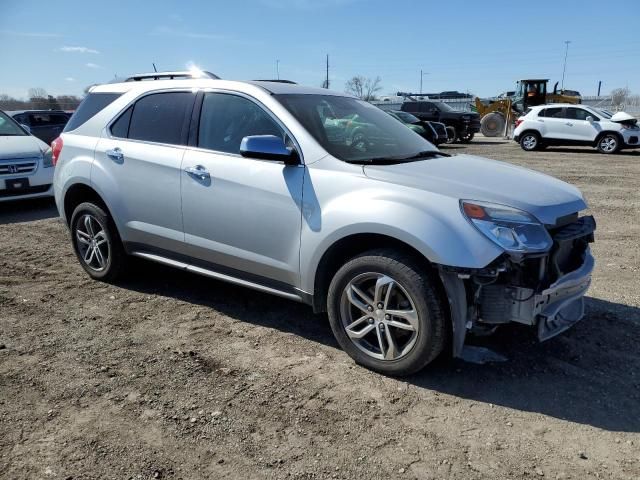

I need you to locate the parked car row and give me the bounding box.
[399,100,481,143]
[386,110,448,145]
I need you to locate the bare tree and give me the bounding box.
[345,75,382,101]
[610,87,630,108]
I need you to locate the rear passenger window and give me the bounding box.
[127,92,194,145]
[542,107,564,118]
[64,93,122,132]
[197,93,284,154]
[110,106,133,138]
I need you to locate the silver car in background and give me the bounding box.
[0,110,54,202]
[52,71,595,375]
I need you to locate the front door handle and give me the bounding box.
[106,147,124,162]
[565,122,574,126]
[184,165,210,181]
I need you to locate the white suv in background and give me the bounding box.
[513,104,640,154]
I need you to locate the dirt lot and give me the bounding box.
[1,137,639,480]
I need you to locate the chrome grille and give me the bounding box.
[0,157,39,176]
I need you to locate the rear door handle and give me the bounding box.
[184,165,210,180]
[565,122,574,126]
[106,147,124,161]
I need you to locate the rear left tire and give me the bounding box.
[70,202,126,282]
[520,132,541,151]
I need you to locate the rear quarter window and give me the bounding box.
[63,93,122,132]
[125,92,194,145]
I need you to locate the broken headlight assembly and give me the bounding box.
[460,200,553,254]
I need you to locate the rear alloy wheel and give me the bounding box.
[520,132,540,151]
[327,249,447,376]
[597,133,620,154]
[70,202,126,282]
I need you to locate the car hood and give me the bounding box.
[363,153,587,225]
[0,135,47,160]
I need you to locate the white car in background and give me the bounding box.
[513,104,640,154]
[0,110,54,202]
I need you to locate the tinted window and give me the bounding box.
[29,113,54,126]
[110,106,133,138]
[128,92,193,145]
[51,114,70,124]
[401,102,418,113]
[64,93,122,132]
[198,93,283,154]
[541,107,564,118]
[566,108,598,121]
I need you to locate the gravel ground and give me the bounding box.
[1,137,639,480]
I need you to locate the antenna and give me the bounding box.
[325,54,329,89]
[152,63,158,73]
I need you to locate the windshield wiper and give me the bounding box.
[347,150,448,165]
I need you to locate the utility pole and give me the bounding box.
[276,60,280,80]
[325,54,329,89]
[152,63,157,72]
[561,40,571,91]
[420,70,429,95]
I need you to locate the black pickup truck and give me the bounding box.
[400,101,480,143]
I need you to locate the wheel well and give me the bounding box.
[594,130,622,146]
[63,184,109,226]
[311,233,439,314]
[519,129,540,139]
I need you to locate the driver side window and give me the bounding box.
[198,93,284,155]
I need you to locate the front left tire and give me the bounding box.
[597,133,621,154]
[70,202,126,282]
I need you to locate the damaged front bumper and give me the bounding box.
[440,215,596,357]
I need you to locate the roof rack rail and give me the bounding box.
[253,79,297,84]
[125,70,220,82]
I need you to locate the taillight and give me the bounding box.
[515,119,524,128]
[51,136,63,166]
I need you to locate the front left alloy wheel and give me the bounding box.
[70,202,126,282]
[327,249,447,376]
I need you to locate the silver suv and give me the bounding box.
[53,71,596,375]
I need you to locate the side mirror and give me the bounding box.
[21,124,31,134]
[585,116,595,122]
[240,135,299,165]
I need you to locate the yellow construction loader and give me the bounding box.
[475,79,581,137]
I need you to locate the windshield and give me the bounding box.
[594,108,613,119]
[0,111,27,136]
[276,94,437,163]
[394,111,420,123]
[435,102,454,112]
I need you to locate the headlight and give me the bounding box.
[461,200,552,253]
[42,148,54,168]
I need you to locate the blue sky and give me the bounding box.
[1,0,639,99]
